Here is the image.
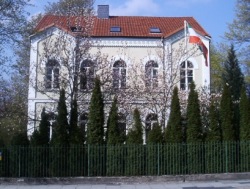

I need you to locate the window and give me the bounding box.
[47,112,57,122]
[80,59,94,90]
[180,61,193,90]
[110,26,121,32]
[150,27,161,33]
[70,26,82,32]
[80,113,88,136]
[113,60,126,89]
[118,113,126,141]
[45,59,60,89]
[145,60,158,89]
[47,112,57,140]
[145,114,158,142]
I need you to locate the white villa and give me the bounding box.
[27,5,211,142]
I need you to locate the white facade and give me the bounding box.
[28,13,211,142]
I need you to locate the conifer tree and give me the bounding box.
[127,108,143,144]
[220,84,235,141]
[69,99,83,145]
[165,86,183,143]
[146,122,163,175]
[126,108,144,175]
[86,77,105,176]
[206,99,221,142]
[239,86,250,171]
[186,82,203,174]
[30,130,40,146]
[30,107,50,176]
[186,82,203,143]
[147,122,163,144]
[106,96,125,175]
[87,77,104,144]
[205,99,222,173]
[220,83,236,172]
[50,88,69,177]
[239,87,250,140]
[39,108,50,145]
[69,99,85,176]
[106,96,121,144]
[30,107,50,146]
[222,44,244,141]
[163,87,184,175]
[222,44,244,102]
[51,89,69,146]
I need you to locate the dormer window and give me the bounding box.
[110,26,121,32]
[150,27,161,33]
[70,26,82,32]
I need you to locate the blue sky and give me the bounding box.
[28,0,236,45]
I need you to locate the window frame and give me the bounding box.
[113,60,126,89]
[45,59,60,90]
[118,113,126,136]
[145,114,158,142]
[47,112,57,140]
[150,27,161,33]
[145,60,158,89]
[180,61,194,90]
[80,59,95,91]
[110,26,121,32]
[80,113,88,136]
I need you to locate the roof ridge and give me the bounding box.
[43,14,195,18]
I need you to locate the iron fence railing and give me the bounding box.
[0,141,249,177]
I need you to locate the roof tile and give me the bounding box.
[35,15,210,38]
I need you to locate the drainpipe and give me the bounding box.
[161,37,166,129]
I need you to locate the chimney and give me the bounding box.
[97,5,109,19]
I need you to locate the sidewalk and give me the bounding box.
[1,180,250,189]
[1,173,250,189]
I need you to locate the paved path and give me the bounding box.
[1,180,250,189]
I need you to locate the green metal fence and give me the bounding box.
[0,141,250,177]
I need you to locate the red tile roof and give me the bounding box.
[35,15,210,38]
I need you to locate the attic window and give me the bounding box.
[150,27,161,33]
[70,26,82,32]
[110,26,121,32]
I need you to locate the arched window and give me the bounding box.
[80,113,88,135]
[145,61,158,89]
[118,113,126,142]
[113,60,126,89]
[80,59,94,90]
[180,61,193,90]
[145,114,158,141]
[45,59,60,89]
